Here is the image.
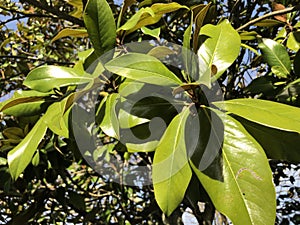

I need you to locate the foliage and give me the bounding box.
[1,0,300,224]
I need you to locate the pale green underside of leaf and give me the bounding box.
[214,98,300,133]
[192,113,276,225]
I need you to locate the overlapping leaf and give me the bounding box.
[24,66,93,92]
[214,98,300,133]
[83,0,116,57]
[258,38,291,78]
[153,107,192,216]
[197,19,241,83]
[105,53,182,86]
[192,113,276,225]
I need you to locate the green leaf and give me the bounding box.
[118,2,188,34]
[287,32,300,51]
[233,116,300,162]
[258,38,291,78]
[0,157,7,166]
[31,150,40,166]
[105,53,182,86]
[198,19,241,82]
[153,107,192,216]
[24,66,93,92]
[8,118,47,180]
[126,140,159,153]
[0,90,53,117]
[295,50,300,76]
[239,31,258,41]
[83,0,116,57]
[193,3,211,51]
[43,96,73,138]
[141,26,160,39]
[254,19,283,27]
[147,46,176,60]
[51,28,88,43]
[214,98,300,133]
[118,108,149,129]
[192,113,276,225]
[100,93,120,139]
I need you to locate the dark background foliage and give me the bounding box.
[0,0,299,224]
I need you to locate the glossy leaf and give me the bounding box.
[258,38,291,78]
[198,19,241,82]
[287,32,300,51]
[118,2,188,33]
[105,53,182,86]
[51,28,88,42]
[233,116,300,162]
[43,95,73,138]
[126,140,158,153]
[141,26,160,39]
[100,93,120,139]
[153,107,192,216]
[192,113,276,225]
[214,98,300,133]
[118,108,149,129]
[0,90,53,117]
[24,66,93,92]
[8,117,47,180]
[83,0,116,57]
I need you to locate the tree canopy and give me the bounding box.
[0,0,300,224]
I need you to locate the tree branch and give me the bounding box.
[0,55,75,65]
[237,4,300,31]
[20,0,84,26]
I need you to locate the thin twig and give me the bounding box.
[0,55,74,65]
[20,0,84,26]
[237,5,300,31]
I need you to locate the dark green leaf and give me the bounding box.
[192,113,276,225]
[258,38,291,78]
[83,0,116,57]
[233,115,300,162]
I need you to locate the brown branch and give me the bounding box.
[20,0,84,26]
[237,4,300,31]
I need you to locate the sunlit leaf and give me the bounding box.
[118,2,188,33]
[198,19,241,83]
[192,113,276,225]
[51,28,88,42]
[258,38,291,78]
[100,93,120,139]
[153,107,192,216]
[105,53,182,86]
[214,98,300,133]
[8,118,47,180]
[24,66,93,92]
